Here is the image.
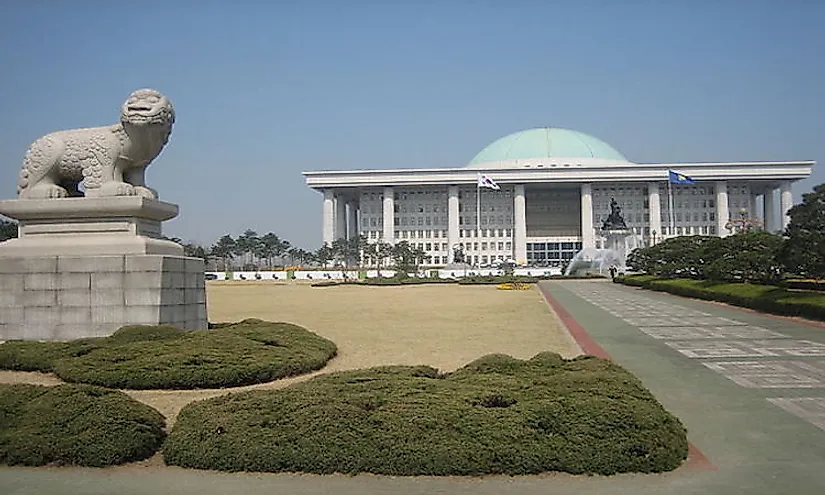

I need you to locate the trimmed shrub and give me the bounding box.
[163,352,688,476]
[781,279,825,292]
[0,319,338,389]
[616,275,825,321]
[0,383,165,467]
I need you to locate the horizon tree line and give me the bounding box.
[0,220,429,272]
[167,229,429,273]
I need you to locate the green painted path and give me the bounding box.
[541,280,825,494]
[2,280,825,494]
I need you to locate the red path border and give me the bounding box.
[538,283,717,471]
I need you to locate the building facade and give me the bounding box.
[304,128,813,267]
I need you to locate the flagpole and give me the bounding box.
[667,175,675,237]
[476,174,481,241]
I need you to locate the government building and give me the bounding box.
[303,128,814,267]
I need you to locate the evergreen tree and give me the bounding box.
[780,183,825,278]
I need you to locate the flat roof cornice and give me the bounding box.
[303,161,815,190]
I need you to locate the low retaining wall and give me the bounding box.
[207,267,563,281]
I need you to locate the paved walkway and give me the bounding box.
[539,280,825,494]
[3,280,825,494]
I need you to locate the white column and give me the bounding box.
[749,192,759,222]
[764,188,777,233]
[514,184,527,264]
[382,186,394,244]
[715,181,729,237]
[780,181,793,231]
[335,195,347,241]
[447,185,460,262]
[346,201,358,239]
[322,189,334,246]
[648,182,662,244]
[580,183,595,249]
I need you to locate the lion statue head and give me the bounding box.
[120,88,175,128]
[120,88,175,146]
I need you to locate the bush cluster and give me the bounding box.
[616,275,825,321]
[163,352,688,476]
[0,383,166,467]
[0,319,338,389]
[626,232,785,284]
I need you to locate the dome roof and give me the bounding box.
[467,127,628,167]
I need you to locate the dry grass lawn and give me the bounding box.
[1,281,579,424]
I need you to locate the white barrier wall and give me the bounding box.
[206,267,563,281]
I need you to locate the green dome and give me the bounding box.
[468,127,627,165]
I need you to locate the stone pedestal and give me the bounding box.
[0,197,208,341]
[603,229,632,269]
[0,197,183,257]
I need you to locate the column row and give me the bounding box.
[321,179,796,250]
[321,192,361,246]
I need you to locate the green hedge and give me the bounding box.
[616,275,825,321]
[0,319,338,389]
[781,279,825,292]
[163,353,688,476]
[0,383,166,467]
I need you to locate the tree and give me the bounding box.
[625,236,721,279]
[705,231,784,283]
[276,238,291,266]
[391,241,417,275]
[411,245,427,272]
[331,238,348,267]
[211,235,237,271]
[0,219,17,241]
[236,229,260,269]
[626,231,785,284]
[346,235,367,268]
[377,242,394,272]
[363,242,379,269]
[183,242,208,261]
[315,243,334,268]
[780,183,825,278]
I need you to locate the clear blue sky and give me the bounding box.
[1,1,823,249]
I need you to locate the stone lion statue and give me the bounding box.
[17,88,175,200]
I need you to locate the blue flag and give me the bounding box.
[668,170,695,184]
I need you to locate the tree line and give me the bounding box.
[627,182,825,282]
[0,221,427,272]
[169,230,429,273]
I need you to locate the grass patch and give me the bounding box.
[0,319,337,389]
[616,275,825,321]
[0,383,166,467]
[163,352,688,476]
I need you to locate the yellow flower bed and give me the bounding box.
[497,282,532,291]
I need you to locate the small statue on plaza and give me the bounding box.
[602,197,628,231]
